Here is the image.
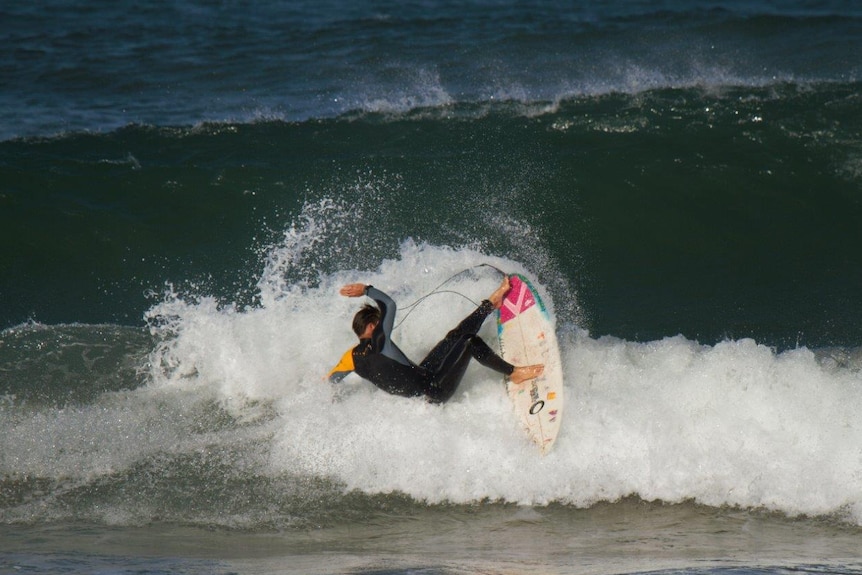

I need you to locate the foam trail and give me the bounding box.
[567,335,862,519]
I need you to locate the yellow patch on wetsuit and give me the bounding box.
[327,348,356,382]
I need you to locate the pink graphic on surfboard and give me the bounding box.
[499,274,536,324]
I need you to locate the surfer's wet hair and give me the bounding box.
[352,304,380,337]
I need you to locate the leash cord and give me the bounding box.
[393,263,506,330]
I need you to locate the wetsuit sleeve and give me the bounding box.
[364,286,396,339]
[327,348,355,383]
[364,285,415,367]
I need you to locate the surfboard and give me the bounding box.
[496,274,564,454]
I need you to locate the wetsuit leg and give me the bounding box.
[467,335,515,374]
[424,336,473,404]
[424,335,515,404]
[420,300,515,404]
[420,300,495,373]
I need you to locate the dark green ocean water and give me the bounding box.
[4,84,862,348]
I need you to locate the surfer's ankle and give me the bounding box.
[489,276,511,309]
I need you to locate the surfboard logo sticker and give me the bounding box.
[528,382,543,414]
[499,275,536,323]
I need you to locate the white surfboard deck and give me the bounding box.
[496,274,563,455]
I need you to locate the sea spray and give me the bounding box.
[138,204,862,523]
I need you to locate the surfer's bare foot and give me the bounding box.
[489,276,511,309]
[510,364,544,385]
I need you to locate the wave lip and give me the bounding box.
[5,73,856,142]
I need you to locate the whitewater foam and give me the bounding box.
[6,189,859,526]
[138,220,862,524]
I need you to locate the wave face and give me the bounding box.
[4,83,862,347]
[2,0,862,540]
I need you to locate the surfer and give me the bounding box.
[328,276,544,403]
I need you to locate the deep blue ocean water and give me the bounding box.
[2,1,862,574]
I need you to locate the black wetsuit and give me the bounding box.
[328,285,514,403]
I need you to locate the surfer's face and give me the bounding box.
[359,321,377,339]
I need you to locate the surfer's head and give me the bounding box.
[352,304,380,338]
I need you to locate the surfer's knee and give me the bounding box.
[425,386,452,404]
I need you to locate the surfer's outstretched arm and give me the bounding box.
[339,283,414,367]
[340,283,397,339]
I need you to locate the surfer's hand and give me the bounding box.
[339,283,366,297]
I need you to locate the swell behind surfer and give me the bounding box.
[328,276,544,403]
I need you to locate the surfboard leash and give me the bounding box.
[393,263,507,330]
